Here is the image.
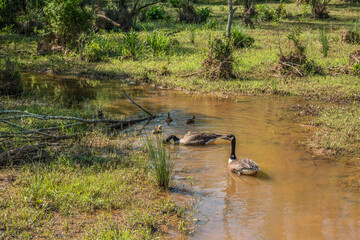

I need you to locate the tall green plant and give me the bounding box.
[319,27,329,57]
[146,31,170,55]
[43,0,93,48]
[122,29,143,59]
[146,137,174,190]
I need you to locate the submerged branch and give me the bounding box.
[122,90,154,118]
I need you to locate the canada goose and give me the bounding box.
[152,125,163,134]
[222,134,260,176]
[185,115,196,124]
[165,132,222,145]
[165,112,173,124]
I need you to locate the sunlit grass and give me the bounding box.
[146,137,175,190]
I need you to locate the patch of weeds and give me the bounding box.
[276,27,322,77]
[146,137,174,190]
[203,37,234,79]
[342,19,360,44]
[83,32,124,62]
[122,29,144,59]
[146,5,170,21]
[256,4,287,22]
[228,26,254,49]
[350,50,360,74]
[146,31,171,56]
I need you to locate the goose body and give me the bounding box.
[185,115,196,124]
[165,112,173,124]
[222,134,260,176]
[165,132,222,145]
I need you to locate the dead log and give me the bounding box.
[108,116,153,130]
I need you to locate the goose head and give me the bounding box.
[221,134,235,141]
[165,135,180,144]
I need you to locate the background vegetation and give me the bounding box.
[1,0,360,238]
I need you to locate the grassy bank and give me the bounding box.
[0,98,192,239]
[1,1,360,102]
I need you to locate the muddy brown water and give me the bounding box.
[22,73,360,239]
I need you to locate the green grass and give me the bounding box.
[146,137,175,190]
[0,98,190,239]
[2,1,359,102]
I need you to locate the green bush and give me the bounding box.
[205,20,217,30]
[353,63,360,74]
[256,4,286,22]
[146,31,171,55]
[0,58,22,96]
[43,0,93,49]
[122,29,144,59]
[228,27,254,49]
[146,5,169,21]
[197,7,211,22]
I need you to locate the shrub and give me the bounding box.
[342,19,360,44]
[256,4,286,22]
[309,0,329,19]
[228,27,254,49]
[205,20,217,30]
[287,27,306,55]
[42,0,93,50]
[203,38,234,79]
[146,137,174,190]
[146,31,171,55]
[319,28,329,57]
[170,0,210,23]
[197,7,211,22]
[122,29,144,59]
[0,58,22,96]
[146,5,168,21]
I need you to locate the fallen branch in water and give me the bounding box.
[122,90,154,118]
[108,116,153,130]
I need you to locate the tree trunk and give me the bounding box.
[226,0,238,38]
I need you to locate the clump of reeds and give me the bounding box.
[146,137,174,190]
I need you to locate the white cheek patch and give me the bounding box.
[205,138,216,144]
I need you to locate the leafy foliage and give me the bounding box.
[43,0,93,48]
[122,29,144,59]
[228,27,254,49]
[256,4,287,22]
[146,5,169,20]
[146,31,171,55]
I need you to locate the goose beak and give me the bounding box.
[221,137,228,140]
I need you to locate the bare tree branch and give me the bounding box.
[122,90,154,118]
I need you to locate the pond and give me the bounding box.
[22,73,360,239]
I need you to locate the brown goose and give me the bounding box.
[222,134,260,176]
[165,132,222,145]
